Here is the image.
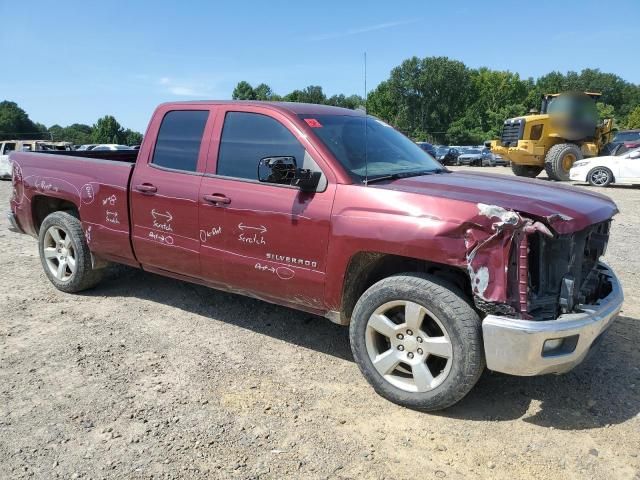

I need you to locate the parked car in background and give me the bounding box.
[416,142,437,158]
[76,144,98,151]
[435,146,460,166]
[91,144,134,151]
[0,140,72,179]
[570,146,640,187]
[492,153,509,167]
[457,147,493,166]
[601,130,640,156]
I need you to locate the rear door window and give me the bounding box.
[151,110,209,172]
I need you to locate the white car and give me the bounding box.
[0,141,16,179]
[570,147,640,187]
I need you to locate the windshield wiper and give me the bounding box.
[364,168,448,185]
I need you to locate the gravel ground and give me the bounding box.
[1,167,639,480]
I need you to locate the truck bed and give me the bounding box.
[34,149,139,163]
[9,150,138,266]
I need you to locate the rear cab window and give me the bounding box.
[151,110,209,173]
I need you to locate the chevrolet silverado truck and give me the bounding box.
[7,101,623,410]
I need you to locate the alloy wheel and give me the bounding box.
[365,300,453,392]
[589,168,610,186]
[43,226,76,281]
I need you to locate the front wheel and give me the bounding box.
[349,274,485,411]
[545,143,582,181]
[587,166,613,187]
[38,211,104,293]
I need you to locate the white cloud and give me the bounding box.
[157,77,207,97]
[168,86,201,96]
[308,19,419,41]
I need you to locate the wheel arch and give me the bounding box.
[337,251,472,325]
[32,195,80,234]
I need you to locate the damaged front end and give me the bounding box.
[466,203,622,376]
[466,203,614,321]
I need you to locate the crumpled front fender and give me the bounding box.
[464,203,552,312]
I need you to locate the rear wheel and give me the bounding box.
[349,274,485,411]
[38,212,104,293]
[587,166,613,187]
[511,164,543,178]
[545,143,582,181]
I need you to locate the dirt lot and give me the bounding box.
[1,167,639,480]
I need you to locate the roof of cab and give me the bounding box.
[157,100,365,116]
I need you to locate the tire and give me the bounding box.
[38,211,104,293]
[511,164,543,178]
[544,143,582,181]
[349,273,485,411]
[587,166,614,187]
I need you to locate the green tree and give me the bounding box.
[327,94,365,109]
[596,103,615,121]
[372,56,474,142]
[627,106,640,129]
[64,124,93,144]
[0,100,41,140]
[91,115,124,143]
[232,81,256,100]
[122,128,143,145]
[254,83,276,101]
[285,85,327,105]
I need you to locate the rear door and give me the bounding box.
[199,106,335,309]
[130,106,215,277]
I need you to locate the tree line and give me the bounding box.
[0,101,143,145]
[233,56,640,144]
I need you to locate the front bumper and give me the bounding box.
[482,262,623,376]
[491,141,543,166]
[569,166,589,181]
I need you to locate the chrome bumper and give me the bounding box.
[482,263,623,376]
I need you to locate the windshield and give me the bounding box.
[436,147,449,156]
[299,114,442,182]
[465,149,481,154]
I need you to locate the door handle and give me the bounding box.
[203,193,231,205]
[135,183,157,194]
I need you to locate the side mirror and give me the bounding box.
[258,156,297,184]
[258,156,321,192]
[629,151,640,159]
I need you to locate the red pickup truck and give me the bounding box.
[7,101,623,410]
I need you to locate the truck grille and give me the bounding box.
[527,221,611,320]
[501,119,525,147]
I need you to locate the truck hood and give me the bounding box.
[374,171,618,234]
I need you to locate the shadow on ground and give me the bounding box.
[86,265,640,430]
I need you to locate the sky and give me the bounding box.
[1,0,639,133]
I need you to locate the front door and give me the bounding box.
[199,108,335,310]
[620,151,640,181]
[131,107,213,277]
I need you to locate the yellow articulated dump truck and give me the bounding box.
[491,92,614,181]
